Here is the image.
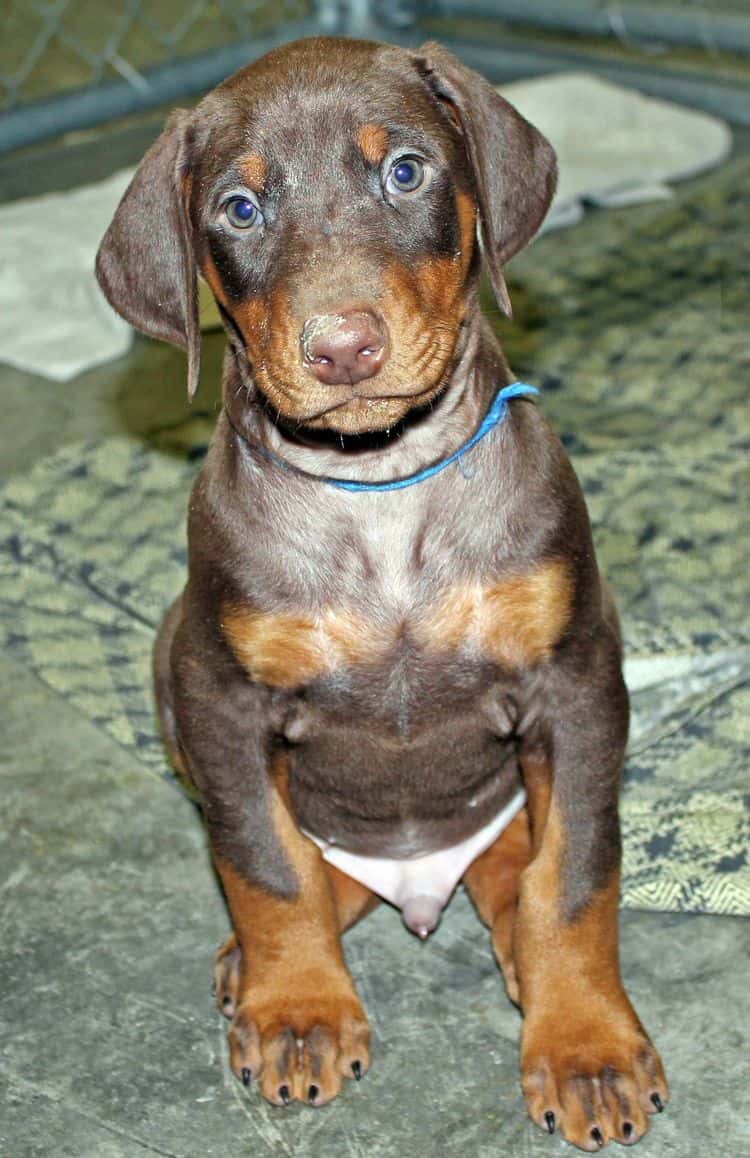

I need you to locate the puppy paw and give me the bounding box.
[228,982,370,1106]
[521,1011,668,1150]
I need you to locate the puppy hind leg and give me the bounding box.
[326,862,382,932]
[462,807,532,1005]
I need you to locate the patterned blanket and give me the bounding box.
[1,155,748,916]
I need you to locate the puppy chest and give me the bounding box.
[220,557,572,697]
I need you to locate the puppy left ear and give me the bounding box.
[416,42,557,318]
[95,110,200,398]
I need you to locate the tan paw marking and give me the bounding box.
[522,1020,669,1150]
[228,988,370,1106]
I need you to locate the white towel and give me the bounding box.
[0,170,133,382]
[0,73,731,382]
[504,72,732,231]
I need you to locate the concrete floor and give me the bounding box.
[2,647,748,1158]
[1,117,749,1158]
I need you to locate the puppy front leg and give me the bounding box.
[215,774,370,1107]
[516,632,668,1151]
[214,864,379,1020]
[172,640,369,1106]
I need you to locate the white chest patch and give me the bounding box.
[305,789,526,939]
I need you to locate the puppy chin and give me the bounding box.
[305,394,417,436]
[258,374,447,438]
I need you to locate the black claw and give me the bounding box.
[308,1084,319,1103]
[623,1121,633,1139]
[591,1126,603,1147]
[279,1085,291,1105]
[651,1093,664,1113]
[351,1060,362,1081]
[241,1067,251,1087]
[544,1111,556,1135]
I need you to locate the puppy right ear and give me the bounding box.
[95,110,200,398]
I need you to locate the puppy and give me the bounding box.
[96,36,668,1150]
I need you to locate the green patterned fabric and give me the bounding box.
[1,156,748,916]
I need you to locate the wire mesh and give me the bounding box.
[1,0,746,152]
[0,0,311,111]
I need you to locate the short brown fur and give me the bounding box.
[201,254,228,309]
[215,761,370,1104]
[238,152,267,190]
[356,122,389,164]
[420,559,573,667]
[463,806,532,1003]
[222,604,384,689]
[515,803,668,1146]
[96,34,667,1147]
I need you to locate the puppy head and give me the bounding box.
[96,37,556,434]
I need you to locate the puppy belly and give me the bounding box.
[305,789,526,939]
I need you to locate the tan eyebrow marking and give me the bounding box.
[238,152,267,191]
[356,123,389,165]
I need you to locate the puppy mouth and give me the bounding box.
[296,385,440,425]
[256,339,457,433]
[264,384,452,449]
[247,311,461,435]
[251,386,434,441]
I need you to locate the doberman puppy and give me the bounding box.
[96,36,668,1150]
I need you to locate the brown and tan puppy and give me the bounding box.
[96,36,668,1151]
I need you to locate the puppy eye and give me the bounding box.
[224,195,263,230]
[385,156,425,195]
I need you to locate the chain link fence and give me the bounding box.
[426,1,750,124]
[1,0,312,109]
[1,1,747,153]
[0,0,347,152]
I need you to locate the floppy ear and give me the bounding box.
[95,110,200,397]
[416,42,557,318]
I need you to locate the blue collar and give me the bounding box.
[327,381,538,492]
[230,382,538,493]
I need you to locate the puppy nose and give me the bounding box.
[301,310,387,385]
